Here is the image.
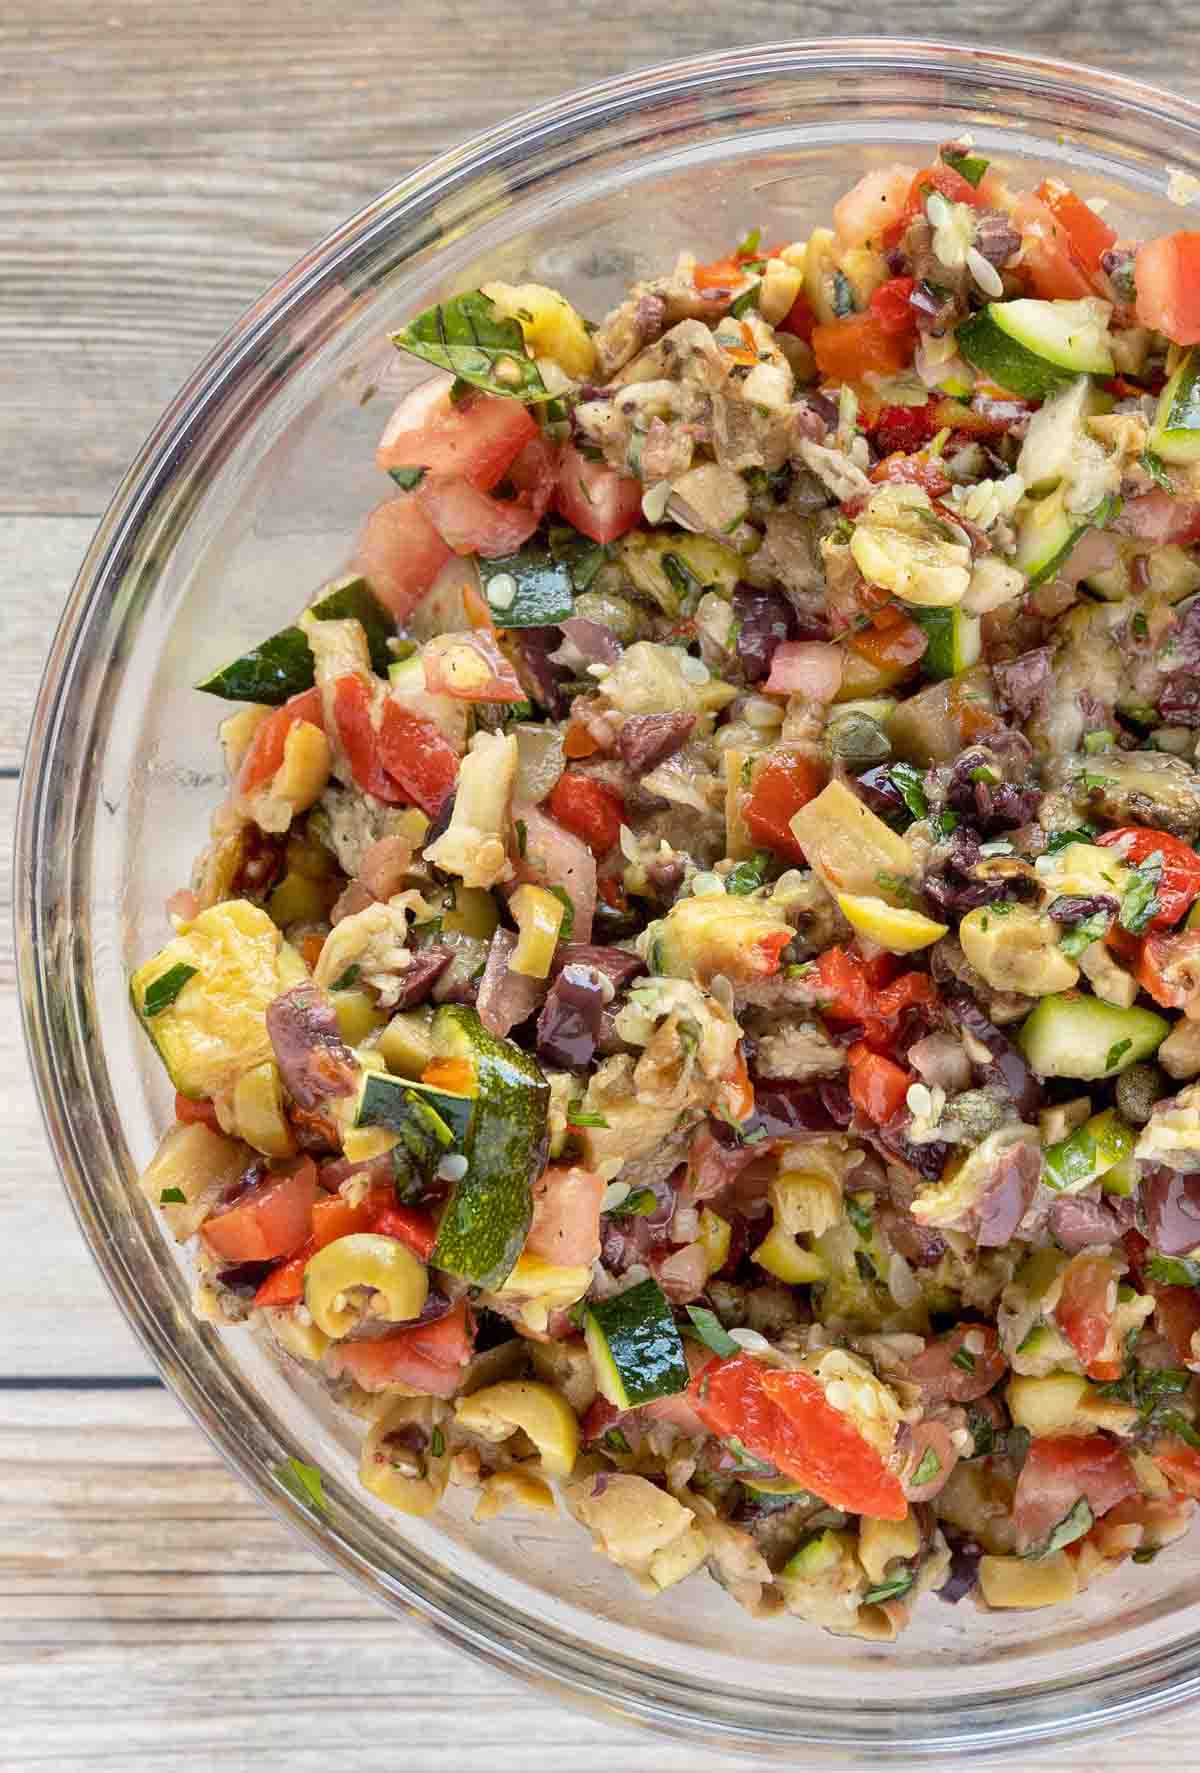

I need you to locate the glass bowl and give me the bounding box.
[18,37,1200,1762]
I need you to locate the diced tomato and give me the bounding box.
[352,495,455,621]
[722,1047,757,1122]
[546,771,625,856]
[847,1047,910,1124]
[1117,488,1200,545]
[868,276,918,339]
[1152,1436,1200,1497]
[554,441,642,544]
[375,375,537,489]
[868,400,939,458]
[869,452,951,498]
[811,313,912,384]
[418,475,541,559]
[1013,1434,1137,1553]
[778,292,816,341]
[816,946,936,1049]
[846,604,929,672]
[906,1323,1007,1403]
[1135,930,1200,1011]
[202,1159,317,1264]
[1136,233,1200,346]
[1012,192,1097,301]
[372,1204,439,1262]
[421,1056,476,1096]
[743,748,827,863]
[1154,1286,1200,1366]
[833,164,916,248]
[1098,827,1200,928]
[327,1298,475,1396]
[421,629,525,702]
[332,673,403,803]
[1034,180,1116,277]
[562,719,601,759]
[174,1092,222,1132]
[376,700,460,818]
[693,254,752,294]
[1054,1252,1121,1381]
[526,1165,605,1267]
[882,163,987,250]
[691,1352,907,1519]
[238,688,324,795]
[253,1186,392,1308]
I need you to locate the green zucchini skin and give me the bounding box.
[1151,347,1200,465]
[584,1277,689,1408]
[913,605,981,680]
[1017,991,1168,1080]
[357,1071,475,1149]
[429,1005,550,1289]
[196,575,394,702]
[957,299,1113,401]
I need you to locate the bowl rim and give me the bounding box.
[19,35,1200,1761]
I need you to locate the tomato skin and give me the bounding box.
[1054,1252,1121,1380]
[253,1186,392,1308]
[372,1204,439,1262]
[332,673,402,803]
[833,165,915,248]
[882,163,986,249]
[1097,827,1200,928]
[326,1299,474,1397]
[1135,930,1200,1011]
[526,1165,606,1267]
[906,1324,1007,1403]
[1136,233,1200,345]
[352,495,454,621]
[1152,1436,1200,1497]
[418,475,541,558]
[1013,1433,1138,1553]
[868,400,939,458]
[174,1092,222,1132]
[238,688,324,795]
[202,1159,317,1264]
[691,1353,908,1520]
[693,254,752,294]
[421,629,525,703]
[846,604,929,671]
[816,946,936,1049]
[778,292,816,341]
[375,377,537,489]
[546,771,626,856]
[376,701,460,818]
[1012,192,1097,300]
[868,276,917,339]
[554,442,643,544]
[743,748,827,862]
[1034,179,1117,275]
[812,313,911,384]
[847,1047,910,1124]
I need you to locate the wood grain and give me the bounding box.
[8,0,1200,1766]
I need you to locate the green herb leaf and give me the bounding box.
[931,809,959,840]
[1042,1127,1097,1192]
[1025,1497,1093,1559]
[604,1427,633,1455]
[1141,449,1176,493]
[159,1187,186,1205]
[660,551,704,614]
[1158,1410,1200,1449]
[863,1566,915,1604]
[725,1436,778,1476]
[725,851,772,896]
[141,963,198,1018]
[477,541,574,628]
[1097,1364,1189,1416]
[1146,1254,1200,1289]
[888,762,929,822]
[1045,824,1099,853]
[1105,1037,1133,1072]
[1131,611,1149,640]
[331,963,361,991]
[390,291,546,401]
[686,1304,740,1357]
[845,1194,874,1240]
[388,465,427,491]
[969,764,1000,785]
[965,1404,996,1456]
[1120,851,1163,935]
[546,885,575,941]
[729,282,760,319]
[514,818,528,858]
[1059,910,1112,958]
[1079,771,1115,792]
[611,1186,657,1216]
[951,1346,976,1373]
[275,1456,327,1515]
[567,1098,610,1129]
[430,1426,445,1458]
[736,226,762,257]
[912,1446,942,1486]
[942,150,990,187]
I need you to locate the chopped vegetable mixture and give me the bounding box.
[133,144,1200,1637]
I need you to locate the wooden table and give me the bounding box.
[5,3,1199,1765]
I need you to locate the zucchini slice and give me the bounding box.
[428,1005,550,1289]
[1017,991,1168,1080]
[1150,347,1200,465]
[584,1277,689,1409]
[1016,376,1111,494]
[958,299,1114,401]
[1013,493,1120,590]
[197,575,394,703]
[1042,1108,1136,1193]
[912,605,982,680]
[356,1071,477,1190]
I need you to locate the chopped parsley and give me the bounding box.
[1024,1497,1093,1559]
[685,1304,740,1357]
[729,283,761,319]
[725,851,772,895]
[274,1456,327,1515]
[942,150,990,187]
[546,885,575,940]
[1145,1254,1200,1289]
[141,962,198,1018]
[330,963,361,991]
[159,1187,186,1205]
[604,1427,633,1455]
[1141,449,1176,493]
[1119,851,1163,934]
[888,762,929,822]
[1059,909,1112,958]
[912,1446,942,1486]
[387,465,427,491]
[430,1426,445,1458]
[1044,824,1099,853]
[863,1566,915,1604]
[1105,1037,1133,1071]
[951,1346,977,1373]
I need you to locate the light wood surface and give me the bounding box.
[5,2,1200,1766]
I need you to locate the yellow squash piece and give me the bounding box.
[789,779,918,899]
[836,893,948,953]
[509,883,566,979]
[481,280,597,379]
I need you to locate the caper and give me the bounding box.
[1115,1061,1165,1127]
[828,711,891,766]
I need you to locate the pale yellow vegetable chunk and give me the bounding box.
[789,779,918,898]
[979,1552,1079,1609]
[836,893,948,953]
[304,1233,429,1338]
[454,1380,580,1477]
[482,280,597,379]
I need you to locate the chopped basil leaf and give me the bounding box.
[1059,910,1112,958]
[546,885,575,941]
[1141,450,1176,493]
[604,1427,632,1455]
[951,1346,976,1373]
[275,1456,327,1515]
[331,963,361,991]
[430,1426,445,1458]
[1025,1497,1093,1559]
[159,1187,186,1205]
[567,1098,609,1129]
[736,226,762,257]
[1158,1410,1200,1449]
[1145,1254,1200,1289]
[1045,824,1098,853]
[388,465,427,491]
[725,851,772,895]
[845,1194,874,1240]
[611,1186,658,1216]
[1131,611,1149,639]
[1105,1037,1133,1072]
[931,809,959,840]
[1097,1364,1189,1416]
[390,291,546,401]
[863,1566,915,1604]
[729,282,761,319]
[141,962,198,1017]
[686,1304,740,1357]
[1119,851,1163,935]
[943,150,990,187]
[515,818,528,858]
[889,762,929,821]
[912,1446,942,1486]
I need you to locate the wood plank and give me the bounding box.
[1,515,96,771]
